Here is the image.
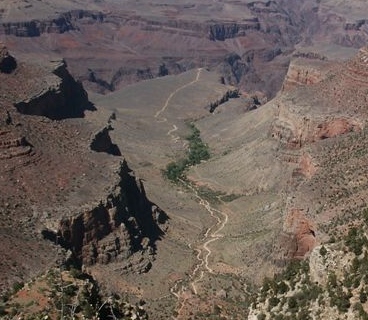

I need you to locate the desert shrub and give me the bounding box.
[69,267,82,279]
[281,260,307,282]
[360,289,368,303]
[320,246,327,257]
[0,304,6,316]
[269,296,280,308]
[221,193,241,202]
[363,208,368,225]
[288,296,298,311]
[354,302,368,320]
[164,160,187,181]
[330,288,351,312]
[257,313,266,320]
[186,124,210,165]
[327,272,337,290]
[345,227,367,256]
[12,281,24,293]
[296,309,312,320]
[261,277,272,294]
[276,281,289,295]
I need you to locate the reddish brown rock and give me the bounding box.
[283,209,316,259]
[282,58,333,92]
[292,153,317,179]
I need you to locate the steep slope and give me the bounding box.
[187,46,368,285]
[0,48,167,298]
[249,210,368,320]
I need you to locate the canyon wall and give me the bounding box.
[44,160,168,271]
[14,59,91,119]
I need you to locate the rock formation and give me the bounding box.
[207,88,239,113]
[0,44,16,73]
[90,125,121,156]
[14,59,92,119]
[0,10,103,37]
[282,58,332,92]
[43,160,168,270]
[0,129,32,161]
[208,19,260,41]
[270,48,368,148]
[281,209,316,259]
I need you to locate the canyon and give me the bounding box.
[1,0,368,319]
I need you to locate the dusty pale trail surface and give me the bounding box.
[170,181,229,319]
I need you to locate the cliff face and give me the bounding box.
[90,125,121,156]
[48,160,168,269]
[270,102,362,149]
[14,59,92,119]
[280,209,316,259]
[2,0,368,102]
[271,47,368,149]
[282,58,332,92]
[0,10,103,37]
[208,19,261,41]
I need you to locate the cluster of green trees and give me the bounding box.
[345,227,368,256]
[254,207,368,319]
[164,123,210,181]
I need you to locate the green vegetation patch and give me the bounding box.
[164,123,210,182]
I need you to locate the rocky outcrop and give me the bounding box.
[14,59,92,119]
[0,45,16,73]
[0,10,104,37]
[207,88,240,113]
[292,153,317,179]
[271,47,368,149]
[282,58,331,92]
[0,129,32,160]
[344,46,368,83]
[270,101,362,148]
[43,160,168,270]
[208,19,260,41]
[90,125,121,156]
[281,209,316,259]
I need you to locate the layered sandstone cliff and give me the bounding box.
[0,10,103,37]
[282,58,332,92]
[42,160,168,271]
[270,48,368,148]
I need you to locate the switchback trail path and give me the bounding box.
[185,182,229,294]
[170,181,229,319]
[152,67,229,319]
[154,68,203,120]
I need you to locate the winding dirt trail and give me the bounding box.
[169,182,229,319]
[154,68,203,120]
[184,183,229,293]
[153,68,230,319]
[167,124,179,143]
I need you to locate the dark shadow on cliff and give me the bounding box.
[41,159,168,267]
[14,59,97,120]
[90,125,122,156]
[119,160,169,252]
